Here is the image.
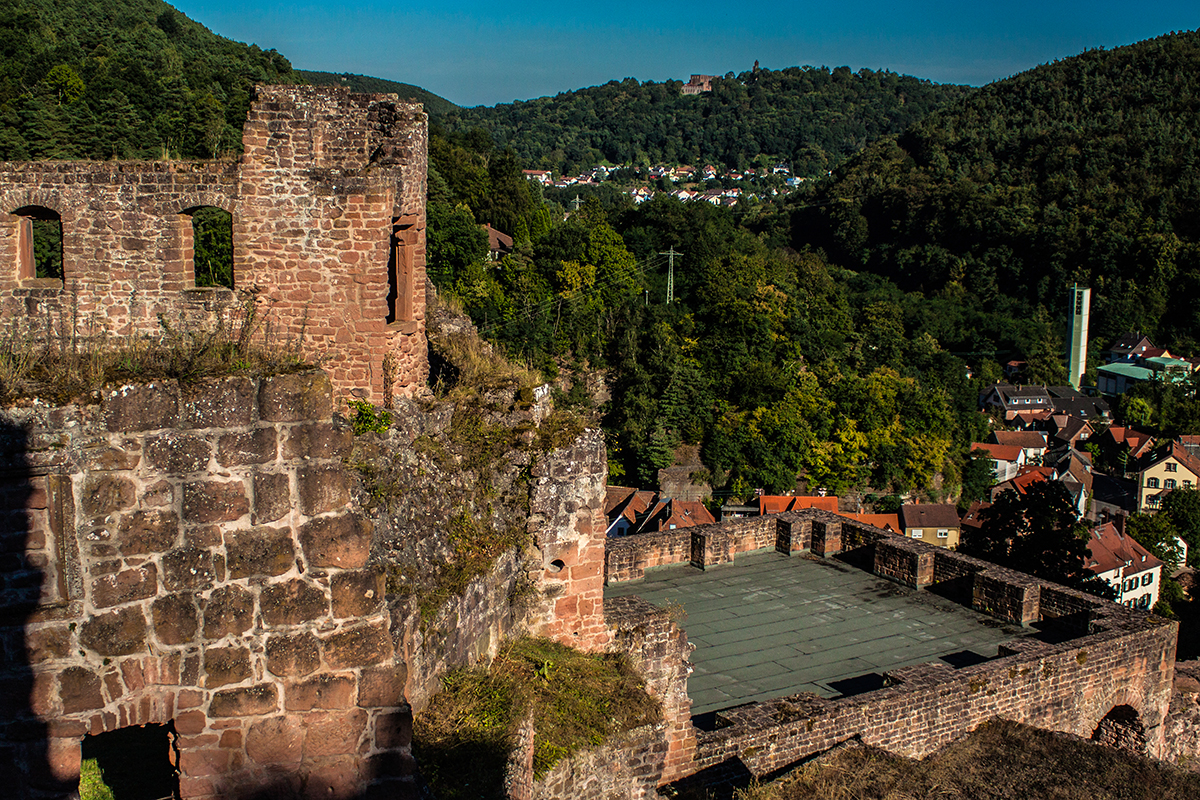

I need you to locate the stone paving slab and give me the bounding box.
[605,549,1027,715]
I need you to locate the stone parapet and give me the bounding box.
[607,508,1181,788]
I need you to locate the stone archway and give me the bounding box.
[1091,704,1147,753]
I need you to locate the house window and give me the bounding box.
[1148,496,1161,508]
[1142,573,1153,587]
[911,529,923,539]
[1165,463,1178,473]
[937,529,949,539]
[1147,477,1159,488]
[1185,480,1193,488]
[1165,479,1177,490]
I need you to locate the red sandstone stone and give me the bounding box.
[245,715,304,764]
[322,622,392,669]
[224,526,296,580]
[209,684,278,718]
[304,709,368,758]
[299,513,372,569]
[357,665,408,708]
[331,568,385,618]
[265,632,322,678]
[175,709,207,735]
[183,479,249,524]
[285,673,356,712]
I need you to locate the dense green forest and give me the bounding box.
[0,0,296,160]
[442,67,972,176]
[429,30,1200,505]
[298,70,458,115]
[793,30,1200,357]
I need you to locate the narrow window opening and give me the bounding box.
[12,205,62,282]
[80,721,180,799]
[186,206,233,289]
[388,217,414,325]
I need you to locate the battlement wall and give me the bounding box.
[604,511,1179,792]
[0,85,428,403]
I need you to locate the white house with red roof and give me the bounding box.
[1086,520,1163,610]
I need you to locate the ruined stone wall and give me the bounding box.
[0,85,428,403]
[605,510,1180,787]
[0,371,414,799]
[1166,660,1200,771]
[525,428,610,652]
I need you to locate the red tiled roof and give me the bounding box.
[836,512,900,532]
[758,495,839,514]
[972,442,1023,462]
[898,504,961,529]
[1086,521,1162,577]
[604,486,637,516]
[992,430,1048,449]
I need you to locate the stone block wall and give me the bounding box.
[525,429,611,652]
[605,509,1180,788]
[0,371,413,799]
[0,85,428,403]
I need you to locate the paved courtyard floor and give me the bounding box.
[605,550,1027,715]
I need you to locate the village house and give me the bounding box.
[898,503,961,549]
[1136,439,1200,511]
[971,441,1025,483]
[604,486,715,535]
[981,383,1054,425]
[1086,520,1163,610]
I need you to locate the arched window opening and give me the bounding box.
[1091,704,1146,753]
[186,206,233,289]
[80,722,180,799]
[12,205,62,282]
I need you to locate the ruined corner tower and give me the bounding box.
[0,85,429,403]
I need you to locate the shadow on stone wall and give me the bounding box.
[0,418,75,796]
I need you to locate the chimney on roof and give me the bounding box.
[1114,514,1127,537]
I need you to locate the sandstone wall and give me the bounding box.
[0,85,428,402]
[606,510,1180,787]
[0,371,414,799]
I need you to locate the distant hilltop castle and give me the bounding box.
[681,75,715,95]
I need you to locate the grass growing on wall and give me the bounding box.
[0,294,309,404]
[713,718,1200,800]
[414,637,660,798]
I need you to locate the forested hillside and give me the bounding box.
[795,30,1200,355]
[0,0,297,160]
[443,67,972,176]
[430,30,1200,502]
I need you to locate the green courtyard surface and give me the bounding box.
[604,550,1026,715]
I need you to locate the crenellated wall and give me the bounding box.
[0,85,428,403]
[604,509,1180,790]
[0,371,414,799]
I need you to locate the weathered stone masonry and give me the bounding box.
[601,511,1180,794]
[0,371,413,799]
[0,85,428,403]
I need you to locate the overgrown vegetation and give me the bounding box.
[711,718,1200,800]
[414,637,660,798]
[0,294,309,404]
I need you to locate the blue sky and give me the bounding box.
[172,1,1199,107]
